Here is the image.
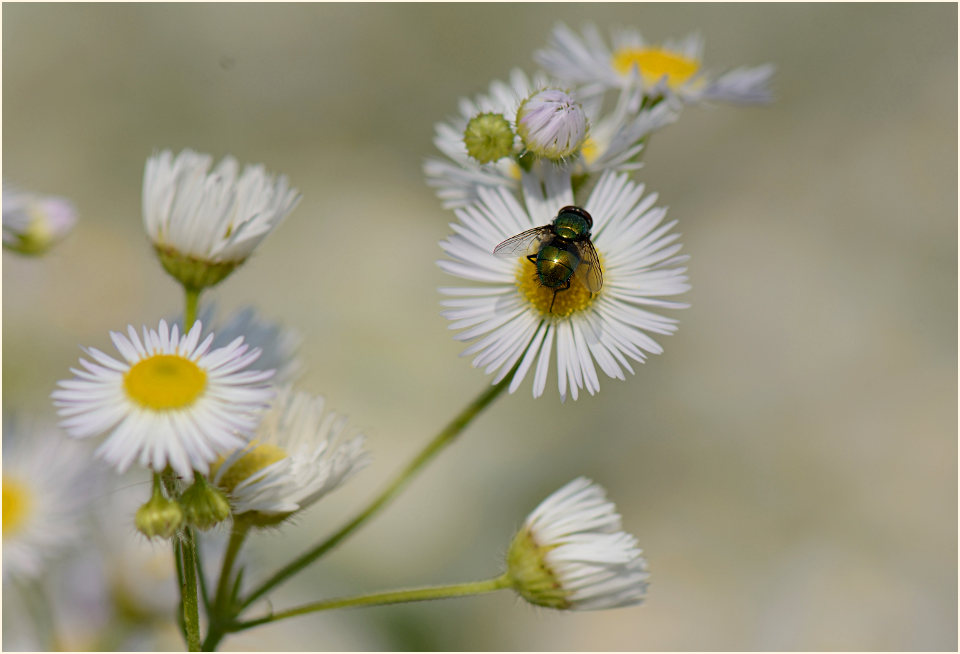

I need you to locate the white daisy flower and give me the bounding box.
[438,166,689,401]
[506,477,649,610]
[2,182,78,255]
[424,69,548,209]
[52,319,275,480]
[535,23,773,106]
[142,148,300,290]
[2,423,95,583]
[212,385,368,524]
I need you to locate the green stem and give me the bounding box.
[159,471,189,642]
[235,574,512,632]
[195,537,211,612]
[184,286,201,329]
[214,520,250,611]
[16,578,61,650]
[240,368,517,610]
[180,528,203,651]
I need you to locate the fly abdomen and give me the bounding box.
[536,243,580,289]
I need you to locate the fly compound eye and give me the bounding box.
[557,205,593,229]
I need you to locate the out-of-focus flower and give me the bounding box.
[2,183,77,255]
[536,23,773,106]
[506,477,649,610]
[2,423,95,583]
[52,319,275,480]
[178,304,303,384]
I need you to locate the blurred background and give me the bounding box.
[2,3,956,651]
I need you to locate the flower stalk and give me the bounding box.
[239,363,519,610]
[234,574,513,632]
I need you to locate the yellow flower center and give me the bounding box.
[2,477,33,536]
[580,137,600,166]
[612,47,699,88]
[515,257,601,319]
[212,442,288,494]
[123,354,207,410]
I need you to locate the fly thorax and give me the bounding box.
[552,213,588,240]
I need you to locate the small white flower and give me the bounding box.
[2,183,77,255]
[2,423,95,582]
[52,319,275,480]
[516,88,589,161]
[142,149,300,289]
[424,69,547,209]
[213,385,368,522]
[506,477,649,610]
[438,167,689,401]
[536,23,773,106]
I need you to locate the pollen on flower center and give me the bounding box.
[612,47,699,87]
[123,354,207,410]
[515,257,600,319]
[580,137,600,166]
[214,442,288,494]
[2,478,33,535]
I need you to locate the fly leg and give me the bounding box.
[549,279,572,313]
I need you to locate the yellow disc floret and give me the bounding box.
[213,442,288,494]
[123,354,207,410]
[612,47,699,88]
[2,477,33,536]
[579,137,600,166]
[515,260,601,319]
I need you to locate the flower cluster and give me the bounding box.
[53,149,368,538]
[429,23,771,400]
[5,19,772,650]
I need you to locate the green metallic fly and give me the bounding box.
[493,205,603,313]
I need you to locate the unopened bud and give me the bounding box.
[463,112,515,164]
[180,476,230,530]
[135,491,183,539]
[516,89,588,161]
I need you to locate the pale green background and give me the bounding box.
[3,3,956,651]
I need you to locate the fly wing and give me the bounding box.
[573,239,603,293]
[492,226,553,258]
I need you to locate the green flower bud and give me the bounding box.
[179,475,231,530]
[135,489,184,540]
[463,112,515,164]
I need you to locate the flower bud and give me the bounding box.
[516,89,588,161]
[179,476,230,530]
[505,477,649,611]
[463,112,515,164]
[135,489,183,539]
